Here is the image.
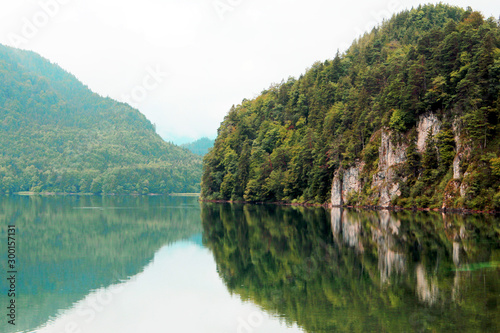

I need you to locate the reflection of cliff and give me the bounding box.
[203,203,500,332]
[331,209,406,283]
[415,264,439,305]
[332,209,407,286]
[0,196,202,333]
[373,211,406,283]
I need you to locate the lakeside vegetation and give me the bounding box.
[201,4,500,210]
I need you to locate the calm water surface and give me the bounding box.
[0,196,498,332]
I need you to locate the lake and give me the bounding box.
[0,196,498,332]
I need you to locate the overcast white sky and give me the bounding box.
[0,0,498,144]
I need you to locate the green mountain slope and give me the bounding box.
[181,137,215,156]
[0,44,202,194]
[201,4,500,210]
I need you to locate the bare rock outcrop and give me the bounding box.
[331,163,364,206]
[452,119,465,180]
[417,113,441,152]
[331,170,343,206]
[330,112,470,209]
[372,130,407,206]
[443,119,469,207]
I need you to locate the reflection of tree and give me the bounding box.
[0,195,202,333]
[202,203,500,332]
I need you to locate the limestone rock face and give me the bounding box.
[331,170,343,206]
[417,113,441,152]
[460,172,469,197]
[331,129,407,207]
[331,164,363,206]
[329,113,470,208]
[372,130,407,206]
[452,119,462,153]
[453,154,461,179]
[379,130,406,169]
[452,119,464,180]
[343,165,363,195]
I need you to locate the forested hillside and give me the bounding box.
[202,4,500,210]
[0,44,202,194]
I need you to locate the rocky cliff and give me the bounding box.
[331,163,363,206]
[331,113,470,208]
[372,130,408,206]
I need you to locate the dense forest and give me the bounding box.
[201,4,500,210]
[0,44,202,194]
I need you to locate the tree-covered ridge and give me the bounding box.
[201,4,500,210]
[0,44,202,194]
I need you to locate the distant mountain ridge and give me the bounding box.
[181,137,215,156]
[0,44,202,194]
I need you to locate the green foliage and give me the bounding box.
[361,133,381,168]
[462,107,494,149]
[405,136,421,180]
[435,125,456,172]
[491,157,500,177]
[494,191,500,209]
[202,4,500,209]
[0,45,202,194]
[389,109,409,132]
[459,153,500,210]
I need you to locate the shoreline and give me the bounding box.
[8,192,200,197]
[3,193,497,214]
[198,199,499,215]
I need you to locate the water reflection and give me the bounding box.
[0,195,202,333]
[1,196,498,333]
[35,240,302,333]
[202,204,500,332]
[0,196,304,333]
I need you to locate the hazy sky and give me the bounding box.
[0,0,498,144]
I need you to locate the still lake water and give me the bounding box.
[0,196,498,333]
